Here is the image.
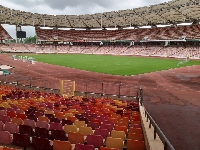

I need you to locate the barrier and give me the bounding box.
[60,80,75,97]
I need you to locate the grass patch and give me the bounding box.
[20,54,200,76]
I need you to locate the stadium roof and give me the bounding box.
[0,0,200,29]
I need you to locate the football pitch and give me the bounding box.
[26,54,200,76]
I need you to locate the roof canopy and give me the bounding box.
[0,0,200,28]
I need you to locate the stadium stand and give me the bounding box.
[0,84,145,150]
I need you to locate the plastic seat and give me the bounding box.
[55,114,65,121]
[53,140,72,150]
[106,137,124,150]
[19,124,34,136]
[62,119,73,126]
[127,133,144,140]
[0,115,11,123]
[24,119,36,128]
[7,111,16,118]
[68,132,85,144]
[116,121,129,127]
[0,121,4,131]
[27,114,38,122]
[12,133,31,149]
[0,131,13,144]
[49,117,60,123]
[111,130,126,141]
[87,122,99,130]
[126,139,145,150]
[67,116,77,123]
[12,117,24,126]
[0,110,6,116]
[79,117,89,124]
[4,122,19,133]
[90,118,101,126]
[1,147,21,150]
[94,128,109,139]
[100,124,113,132]
[129,127,143,134]
[79,126,93,136]
[130,123,142,128]
[74,143,95,150]
[32,136,52,150]
[36,121,50,129]
[64,125,78,134]
[49,122,63,130]
[102,120,115,127]
[50,129,68,141]
[34,127,49,138]
[35,110,44,117]
[16,113,27,120]
[99,146,119,150]
[74,120,86,128]
[115,125,128,134]
[38,116,50,123]
[87,134,104,148]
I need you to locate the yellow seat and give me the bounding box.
[64,125,78,134]
[78,126,93,136]
[74,120,86,128]
[106,137,124,150]
[111,130,126,141]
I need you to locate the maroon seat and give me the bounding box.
[34,127,49,138]
[74,143,95,150]
[50,129,68,141]
[32,136,52,150]
[94,128,109,139]
[12,133,31,149]
[87,134,104,148]
[19,124,34,136]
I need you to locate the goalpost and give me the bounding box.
[177,57,190,66]
[60,80,75,97]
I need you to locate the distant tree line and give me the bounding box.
[8,35,36,43]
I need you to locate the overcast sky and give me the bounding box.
[1,0,169,38]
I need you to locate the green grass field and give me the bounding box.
[24,54,200,76]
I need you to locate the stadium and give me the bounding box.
[0,0,200,150]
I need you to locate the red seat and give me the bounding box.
[0,131,13,144]
[24,119,36,128]
[49,122,62,130]
[0,121,4,131]
[100,124,113,132]
[5,122,19,133]
[36,121,49,129]
[74,143,95,150]
[126,139,145,150]
[94,128,109,139]
[87,122,99,130]
[0,110,6,116]
[0,115,11,123]
[87,134,104,148]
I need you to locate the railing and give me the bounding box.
[139,88,175,150]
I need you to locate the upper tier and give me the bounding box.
[1,0,200,28]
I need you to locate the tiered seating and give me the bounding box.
[36,24,200,42]
[0,84,145,150]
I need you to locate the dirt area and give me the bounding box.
[0,53,200,150]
